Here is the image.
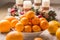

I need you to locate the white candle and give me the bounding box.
[34,0,41,9]
[42,0,50,7]
[16,0,23,4]
[34,5,40,9]
[23,1,32,9]
[34,0,41,3]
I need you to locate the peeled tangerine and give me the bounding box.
[25,11,35,19]
[11,19,19,28]
[56,28,60,40]
[0,20,11,32]
[48,20,59,34]
[32,25,41,32]
[24,25,32,32]
[6,31,23,40]
[15,22,24,32]
[20,17,29,25]
[40,20,49,30]
[5,16,17,22]
[34,38,43,40]
[32,17,40,25]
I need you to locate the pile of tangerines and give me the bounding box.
[0,11,49,33]
[0,11,49,40]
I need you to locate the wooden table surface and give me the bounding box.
[0,2,60,40]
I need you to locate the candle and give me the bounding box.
[34,0,41,4]
[16,0,23,11]
[23,1,32,13]
[34,0,41,9]
[42,0,50,10]
[16,0,23,5]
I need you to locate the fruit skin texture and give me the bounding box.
[56,28,60,40]
[5,16,17,22]
[24,25,32,32]
[6,31,23,40]
[40,20,49,30]
[11,19,18,28]
[32,17,40,25]
[15,22,24,32]
[20,17,29,25]
[25,11,35,19]
[48,21,59,34]
[34,38,43,40]
[32,25,41,32]
[20,15,25,19]
[39,17,46,21]
[0,20,11,32]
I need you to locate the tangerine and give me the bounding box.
[6,31,23,40]
[32,25,41,32]
[24,25,32,32]
[15,22,24,32]
[0,20,11,32]
[11,19,19,28]
[20,17,29,25]
[5,16,17,22]
[25,11,35,19]
[40,20,49,30]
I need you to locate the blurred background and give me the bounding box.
[0,0,60,21]
[0,0,60,7]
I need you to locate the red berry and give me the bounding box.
[20,11,24,15]
[10,8,16,13]
[38,15,42,18]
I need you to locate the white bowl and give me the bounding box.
[22,32,42,40]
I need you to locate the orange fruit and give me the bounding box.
[24,25,32,32]
[32,17,40,25]
[11,19,19,28]
[5,16,17,22]
[0,20,11,32]
[15,22,24,32]
[40,20,49,30]
[32,25,41,32]
[48,20,59,34]
[20,17,29,25]
[39,17,46,21]
[20,15,25,19]
[25,11,35,19]
[56,28,60,40]
[28,22,32,26]
[6,31,23,40]
[34,38,43,40]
